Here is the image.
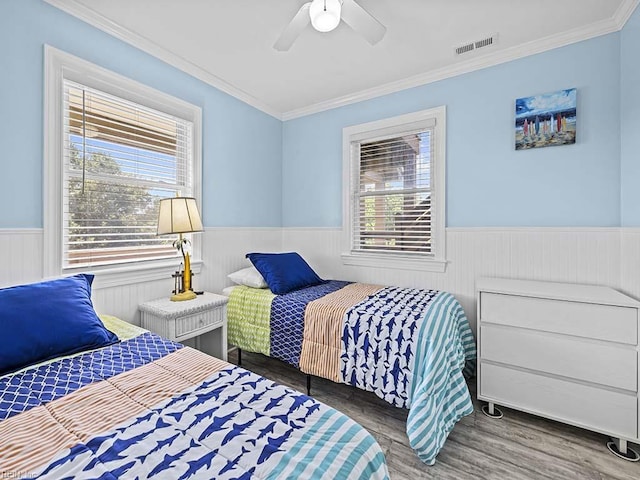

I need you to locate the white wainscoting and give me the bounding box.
[282,227,628,333]
[0,229,43,287]
[621,228,640,301]
[199,227,282,295]
[0,227,637,332]
[0,227,281,326]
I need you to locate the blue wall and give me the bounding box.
[283,34,622,227]
[0,0,282,228]
[1,1,637,229]
[621,6,640,227]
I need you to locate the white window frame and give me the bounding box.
[44,46,203,288]
[341,106,447,272]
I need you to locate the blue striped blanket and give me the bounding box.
[407,292,476,464]
[340,288,476,465]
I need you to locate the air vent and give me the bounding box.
[455,33,498,56]
[475,36,494,49]
[455,42,475,55]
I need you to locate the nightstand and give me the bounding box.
[139,292,228,361]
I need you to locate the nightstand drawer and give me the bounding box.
[175,308,225,339]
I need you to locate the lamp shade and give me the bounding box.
[309,0,341,33]
[157,197,203,235]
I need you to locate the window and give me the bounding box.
[45,47,202,284]
[342,107,446,272]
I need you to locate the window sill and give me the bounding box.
[61,259,203,290]
[341,252,447,272]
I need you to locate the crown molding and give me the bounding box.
[614,0,640,28]
[282,2,639,121]
[43,0,282,120]
[45,0,638,123]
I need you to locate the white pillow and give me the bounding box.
[227,266,268,289]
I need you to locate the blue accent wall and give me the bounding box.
[283,34,622,227]
[0,0,282,228]
[621,6,640,227]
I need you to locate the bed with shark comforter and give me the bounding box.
[228,280,477,465]
[0,276,389,480]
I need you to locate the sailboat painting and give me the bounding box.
[515,88,576,150]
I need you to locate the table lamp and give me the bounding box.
[157,196,203,301]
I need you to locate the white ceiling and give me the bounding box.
[49,0,636,119]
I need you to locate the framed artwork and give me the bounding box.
[515,88,576,150]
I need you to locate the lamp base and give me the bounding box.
[170,290,197,302]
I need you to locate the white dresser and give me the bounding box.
[477,277,640,459]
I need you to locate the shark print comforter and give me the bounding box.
[0,328,389,479]
[228,282,477,465]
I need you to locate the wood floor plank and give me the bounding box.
[472,406,640,480]
[439,436,549,480]
[230,351,640,480]
[447,416,602,480]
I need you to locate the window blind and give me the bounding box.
[353,130,432,255]
[62,80,193,268]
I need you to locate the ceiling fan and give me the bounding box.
[274,0,386,51]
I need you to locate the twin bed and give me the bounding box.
[0,274,388,479]
[0,252,476,478]
[226,252,477,465]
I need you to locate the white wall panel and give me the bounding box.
[0,229,43,287]
[621,228,640,301]
[91,278,169,326]
[0,228,281,326]
[0,227,634,332]
[282,227,624,333]
[199,227,282,295]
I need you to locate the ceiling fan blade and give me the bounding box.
[273,2,312,51]
[340,0,386,45]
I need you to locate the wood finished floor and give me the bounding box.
[228,350,640,480]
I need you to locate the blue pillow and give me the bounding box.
[0,274,118,376]
[246,252,323,295]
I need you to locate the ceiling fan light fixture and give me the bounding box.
[309,0,342,33]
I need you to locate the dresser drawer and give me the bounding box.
[480,363,638,439]
[480,292,638,345]
[175,307,225,339]
[481,324,638,391]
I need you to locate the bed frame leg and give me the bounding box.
[607,437,640,462]
[237,348,242,367]
[306,374,311,396]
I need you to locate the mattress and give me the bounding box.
[0,315,389,479]
[227,281,477,465]
[222,285,238,297]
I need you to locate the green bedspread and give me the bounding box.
[227,285,275,356]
